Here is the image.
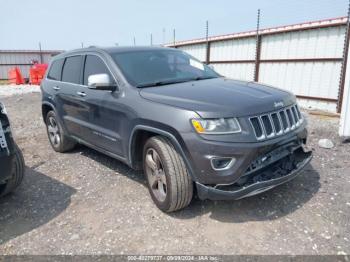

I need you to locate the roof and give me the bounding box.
[101,46,173,53]
[166,16,348,47]
[53,46,175,58]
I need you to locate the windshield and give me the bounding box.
[111,49,220,87]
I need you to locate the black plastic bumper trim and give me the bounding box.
[196,151,312,201]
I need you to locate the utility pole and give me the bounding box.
[133,37,136,46]
[81,42,84,48]
[173,29,176,47]
[254,9,261,82]
[162,28,166,45]
[38,42,43,63]
[150,33,153,46]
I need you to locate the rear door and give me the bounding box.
[45,57,64,114]
[58,55,89,138]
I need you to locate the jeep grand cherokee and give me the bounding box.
[41,46,312,212]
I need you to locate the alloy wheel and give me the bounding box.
[145,148,167,202]
[47,116,61,147]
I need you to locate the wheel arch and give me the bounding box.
[128,125,195,180]
[41,102,68,134]
[42,102,54,122]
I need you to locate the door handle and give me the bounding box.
[52,86,60,91]
[77,91,86,97]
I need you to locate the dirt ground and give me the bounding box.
[0,92,349,255]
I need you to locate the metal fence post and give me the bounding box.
[173,29,176,47]
[38,42,43,64]
[254,9,261,82]
[339,38,350,138]
[338,0,350,113]
[206,20,210,64]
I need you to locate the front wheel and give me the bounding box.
[0,144,25,196]
[143,136,193,212]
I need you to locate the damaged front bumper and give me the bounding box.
[196,145,312,201]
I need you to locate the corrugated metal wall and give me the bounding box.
[260,26,345,59]
[171,18,348,113]
[177,44,207,62]
[0,51,60,79]
[212,63,255,81]
[258,26,346,112]
[179,37,257,81]
[259,62,342,112]
[210,38,256,61]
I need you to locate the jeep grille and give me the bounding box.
[249,104,303,140]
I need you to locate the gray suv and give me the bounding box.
[41,46,312,212]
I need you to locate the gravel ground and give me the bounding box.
[0,93,349,255]
[0,85,40,97]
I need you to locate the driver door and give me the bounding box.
[80,54,124,157]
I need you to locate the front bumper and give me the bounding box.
[182,123,308,185]
[196,146,312,200]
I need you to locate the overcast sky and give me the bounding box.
[0,0,347,50]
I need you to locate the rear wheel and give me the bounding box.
[143,136,193,212]
[0,143,25,196]
[45,111,76,152]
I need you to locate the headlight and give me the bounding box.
[191,118,241,134]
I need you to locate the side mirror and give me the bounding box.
[88,74,116,91]
[208,64,215,70]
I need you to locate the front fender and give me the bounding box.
[128,124,196,180]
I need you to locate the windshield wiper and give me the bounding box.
[136,76,220,88]
[192,76,219,81]
[136,78,194,88]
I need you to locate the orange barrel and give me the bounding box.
[29,64,48,85]
[8,67,25,85]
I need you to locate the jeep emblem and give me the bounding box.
[274,101,284,108]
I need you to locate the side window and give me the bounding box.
[83,55,114,85]
[47,59,64,81]
[62,56,82,84]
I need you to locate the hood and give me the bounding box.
[139,78,296,118]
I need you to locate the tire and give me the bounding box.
[0,143,25,196]
[45,110,76,153]
[143,136,193,212]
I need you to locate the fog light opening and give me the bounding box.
[211,157,236,170]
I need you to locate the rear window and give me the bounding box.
[62,56,82,84]
[47,59,64,81]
